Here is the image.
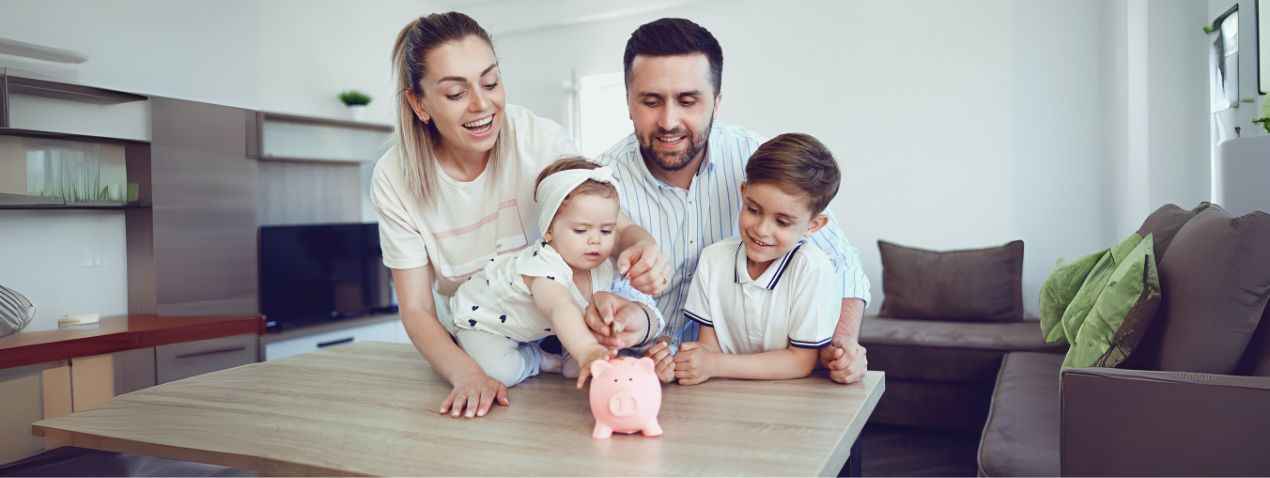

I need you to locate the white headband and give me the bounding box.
[537,166,619,238]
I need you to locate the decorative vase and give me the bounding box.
[0,284,36,338]
[347,104,367,122]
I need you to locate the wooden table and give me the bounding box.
[32,342,884,476]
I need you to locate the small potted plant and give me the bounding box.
[338,90,372,121]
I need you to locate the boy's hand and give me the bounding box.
[642,338,675,383]
[575,347,614,389]
[673,342,715,385]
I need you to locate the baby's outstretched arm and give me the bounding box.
[525,275,612,389]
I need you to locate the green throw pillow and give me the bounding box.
[1038,233,1162,368]
[1039,250,1103,343]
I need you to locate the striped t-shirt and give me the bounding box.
[593,121,872,346]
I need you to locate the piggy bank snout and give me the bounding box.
[608,391,639,417]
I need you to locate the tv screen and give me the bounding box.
[259,223,394,331]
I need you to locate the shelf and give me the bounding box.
[5,75,146,105]
[260,112,393,133]
[0,193,149,210]
[0,127,150,145]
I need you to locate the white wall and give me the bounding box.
[0,0,1213,320]
[0,0,446,123]
[0,212,127,331]
[484,0,1194,316]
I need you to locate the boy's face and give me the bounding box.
[545,193,620,271]
[738,181,828,266]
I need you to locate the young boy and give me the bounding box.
[664,133,842,385]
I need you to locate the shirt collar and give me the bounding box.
[733,240,806,290]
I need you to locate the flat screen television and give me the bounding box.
[258,223,395,331]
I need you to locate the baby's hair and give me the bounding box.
[534,157,618,202]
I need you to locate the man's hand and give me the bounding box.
[820,341,867,384]
[617,240,671,295]
[583,292,647,350]
[673,342,716,385]
[642,339,675,383]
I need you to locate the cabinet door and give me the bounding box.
[264,320,400,361]
[149,97,258,316]
[155,334,258,384]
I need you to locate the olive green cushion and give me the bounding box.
[1039,233,1161,368]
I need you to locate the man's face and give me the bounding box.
[626,53,719,174]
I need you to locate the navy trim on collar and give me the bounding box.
[684,310,713,327]
[765,241,805,290]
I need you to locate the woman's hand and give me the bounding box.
[440,371,509,418]
[617,240,671,295]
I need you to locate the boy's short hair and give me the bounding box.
[534,156,617,202]
[744,133,841,216]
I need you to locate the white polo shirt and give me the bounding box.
[681,237,838,355]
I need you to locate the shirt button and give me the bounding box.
[689,240,695,245]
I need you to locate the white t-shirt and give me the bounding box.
[370,104,578,298]
[682,237,838,355]
[450,242,614,343]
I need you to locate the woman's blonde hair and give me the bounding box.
[392,12,507,206]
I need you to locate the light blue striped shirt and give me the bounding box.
[594,121,872,347]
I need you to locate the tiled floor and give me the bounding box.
[858,424,982,477]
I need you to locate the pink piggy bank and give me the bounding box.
[589,356,663,439]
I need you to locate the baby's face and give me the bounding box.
[547,193,620,271]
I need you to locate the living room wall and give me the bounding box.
[0,0,1212,325]
[486,0,1215,316]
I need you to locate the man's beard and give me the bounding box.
[638,116,714,172]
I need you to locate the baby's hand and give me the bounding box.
[575,347,614,389]
[642,337,675,383]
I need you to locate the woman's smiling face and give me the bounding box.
[411,35,505,158]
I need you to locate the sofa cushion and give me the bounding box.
[1043,233,1161,368]
[1236,306,1270,377]
[878,240,1025,322]
[1136,202,1210,262]
[978,352,1063,477]
[861,316,1062,352]
[1149,205,1270,373]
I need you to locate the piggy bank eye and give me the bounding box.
[613,378,618,383]
[628,378,633,381]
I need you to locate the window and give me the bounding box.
[571,71,633,157]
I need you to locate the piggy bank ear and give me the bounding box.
[591,359,613,378]
[636,356,656,374]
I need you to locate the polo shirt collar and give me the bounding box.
[733,240,806,290]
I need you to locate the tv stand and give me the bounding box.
[260,313,406,361]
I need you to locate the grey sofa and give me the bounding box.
[978,203,1270,476]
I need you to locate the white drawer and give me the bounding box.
[155,334,259,384]
[264,319,402,361]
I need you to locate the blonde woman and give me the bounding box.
[371,12,670,420]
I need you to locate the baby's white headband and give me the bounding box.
[536,166,619,239]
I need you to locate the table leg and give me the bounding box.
[838,439,862,477]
